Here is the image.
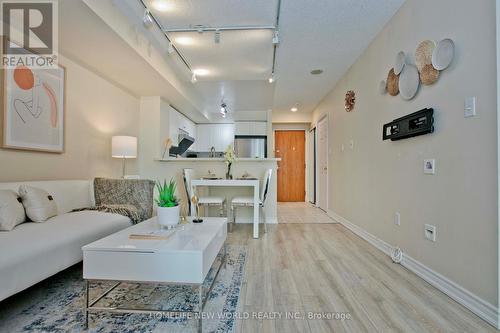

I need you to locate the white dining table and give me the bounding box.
[190,179,261,239]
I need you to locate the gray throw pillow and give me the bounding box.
[19,185,58,222]
[0,190,26,231]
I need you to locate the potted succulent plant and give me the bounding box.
[155,178,180,228]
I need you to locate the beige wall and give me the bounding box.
[0,55,140,182]
[312,0,498,306]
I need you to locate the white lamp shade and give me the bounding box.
[112,136,137,158]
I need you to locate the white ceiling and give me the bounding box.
[60,0,405,123]
[143,0,405,118]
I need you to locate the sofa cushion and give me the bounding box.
[0,211,132,301]
[19,185,58,222]
[0,190,26,231]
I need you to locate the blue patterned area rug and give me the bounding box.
[1,246,246,333]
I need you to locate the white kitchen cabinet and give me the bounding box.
[252,122,267,135]
[196,124,234,152]
[234,122,267,136]
[167,107,197,151]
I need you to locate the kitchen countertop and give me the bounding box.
[156,157,281,162]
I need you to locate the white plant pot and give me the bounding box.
[157,205,180,228]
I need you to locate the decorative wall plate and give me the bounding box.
[415,40,436,71]
[399,64,420,100]
[394,51,406,75]
[420,64,440,85]
[345,90,356,112]
[387,68,399,96]
[432,38,455,70]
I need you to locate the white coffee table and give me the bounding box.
[82,217,227,333]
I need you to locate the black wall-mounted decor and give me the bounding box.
[383,108,434,141]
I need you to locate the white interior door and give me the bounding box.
[317,117,328,211]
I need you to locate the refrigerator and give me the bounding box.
[234,136,267,158]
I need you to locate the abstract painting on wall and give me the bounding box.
[1,65,66,153]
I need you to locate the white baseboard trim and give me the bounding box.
[327,210,499,329]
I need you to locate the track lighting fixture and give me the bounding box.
[167,42,175,55]
[191,73,197,83]
[272,30,280,45]
[220,102,228,117]
[143,9,154,29]
[214,29,221,44]
[268,73,275,83]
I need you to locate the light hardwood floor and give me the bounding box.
[277,202,336,224]
[229,223,496,333]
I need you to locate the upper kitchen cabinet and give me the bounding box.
[168,106,197,151]
[235,122,267,136]
[197,124,235,152]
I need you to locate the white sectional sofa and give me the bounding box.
[0,180,132,301]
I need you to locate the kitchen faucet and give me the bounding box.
[210,146,216,158]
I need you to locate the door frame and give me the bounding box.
[273,129,308,202]
[315,115,329,211]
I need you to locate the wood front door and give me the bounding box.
[275,130,305,202]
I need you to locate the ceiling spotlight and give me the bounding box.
[214,29,221,44]
[220,103,227,113]
[291,106,298,112]
[268,73,275,83]
[191,73,197,83]
[272,30,280,45]
[143,9,154,29]
[167,41,175,54]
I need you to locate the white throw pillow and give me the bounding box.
[0,190,26,231]
[19,185,58,222]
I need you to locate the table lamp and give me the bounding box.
[112,136,137,178]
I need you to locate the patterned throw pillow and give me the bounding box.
[0,190,26,231]
[18,185,58,222]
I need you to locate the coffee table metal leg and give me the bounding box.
[223,244,227,270]
[84,280,89,330]
[198,284,203,333]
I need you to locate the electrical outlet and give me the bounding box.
[394,212,401,226]
[424,159,436,175]
[424,224,437,242]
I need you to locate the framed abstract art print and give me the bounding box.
[1,64,66,153]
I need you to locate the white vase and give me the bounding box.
[157,205,180,228]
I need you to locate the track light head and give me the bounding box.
[272,30,280,45]
[214,30,221,44]
[268,73,275,83]
[143,9,154,29]
[167,42,175,55]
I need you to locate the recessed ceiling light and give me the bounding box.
[175,37,193,45]
[310,69,324,75]
[291,107,298,112]
[152,0,173,11]
[193,69,209,76]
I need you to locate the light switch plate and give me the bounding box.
[424,159,436,175]
[465,97,476,118]
[394,212,401,226]
[424,224,437,242]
